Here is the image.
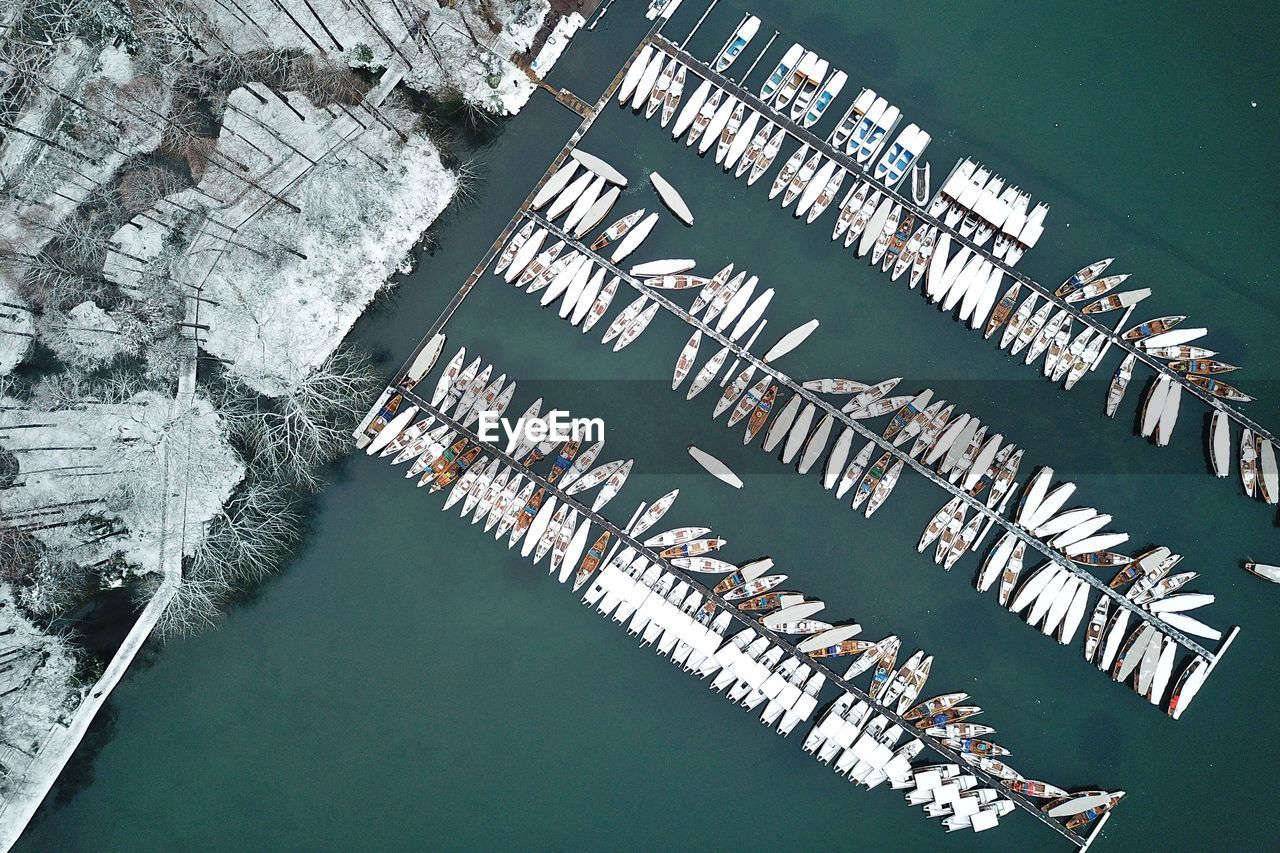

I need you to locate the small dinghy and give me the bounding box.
[649,172,694,225]
[688,445,744,489]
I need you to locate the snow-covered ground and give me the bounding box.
[201,0,549,115]
[0,390,244,578]
[0,587,80,799]
[106,87,458,397]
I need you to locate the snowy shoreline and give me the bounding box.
[0,0,574,845]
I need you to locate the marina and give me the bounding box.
[632,28,1278,480]
[13,2,1279,851]
[345,15,1258,848]
[383,363,1103,848]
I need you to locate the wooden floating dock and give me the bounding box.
[393,388,1090,849]
[647,31,1277,450]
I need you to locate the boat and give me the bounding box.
[565,459,627,498]
[789,56,831,120]
[1167,656,1209,719]
[724,574,788,601]
[911,162,930,206]
[629,53,667,114]
[660,65,685,127]
[600,294,649,345]
[698,95,738,156]
[713,15,760,72]
[795,159,836,218]
[776,50,818,108]
[1082,288,1151,315]
[610,212,659,262]
[1245,562,1280,583]
[1168,358,1237,375]
[865,460,904,518]
[760,43,804,102]
[1055,258,1113,297]
[1142,344,1216,360]
[591,459,633,512]
[1188,374,1253,402]
[941,738,1008,758]
[671,78,711,139]
[1065,792,1125,830]
[648,172,694,226]
[570,147,627,187]
[618,43,656,105]
[804,165,845,223]
[763,319,819,363]
[631,258,695,278]
[732,118,773,178]
[614,302,658,352]
[843,188,882,249]
[720,106,755,168]
[494,221,536,276]
[846,96,887,159]
[829,88,876,150]
[573,187,621,239]
[687,88,724,148]
[797,412,834,474]
[890,223,925,281]
[659,537,726,559]
[744,385,778,444]
[1122,315,1185,341]
[593,208,645,249]
[748,128,788,186]
[687,445,743,489]
[904,692,968,723]
[875,124,930,188]
[671,329,701,390]
[802,70,846,128]
[769,144,809,200]
[1259,438,1279,504]
[1065,272,1129,304]
[782,151,823,209]
[729,374,772,429]
[581,276,618,334]
[914,706,986,734]
[869,203,901,267]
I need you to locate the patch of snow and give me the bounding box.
[0,391,244,571]
[0,281,33,376]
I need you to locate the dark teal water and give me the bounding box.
[19,2,1279,850]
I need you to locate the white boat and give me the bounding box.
[875,124,930,188]
[618,44,655,106]
[1006,202,1048,265]
[649,172,694,225]
[562,175,606,234]
[760,43,804,102]
[713,15,760,72]
[698,94,738,156]
[855,104,900,164]
[546,170,594,221]
[776,50,818,108]
[688,446,743,488]
[573,187,621,240]
[802,70,846,128]
[858,196,895,258]
[569,148,628,187]
[911,162,931,206]
[629,51,666,112]
[846,96,886,157]
[829,88,876,149]
[610,212,659,262]
[763,319,819,362]
[671,79,711,139]
[1209,410,1230,477]
[789,57,830,120]
[631,258,694,277]
[532,162,579,211]
[795,159,837,219]
[723,110,761,172]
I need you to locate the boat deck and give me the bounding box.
[394,388,1093,849]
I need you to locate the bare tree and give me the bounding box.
[215,346,377,489]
